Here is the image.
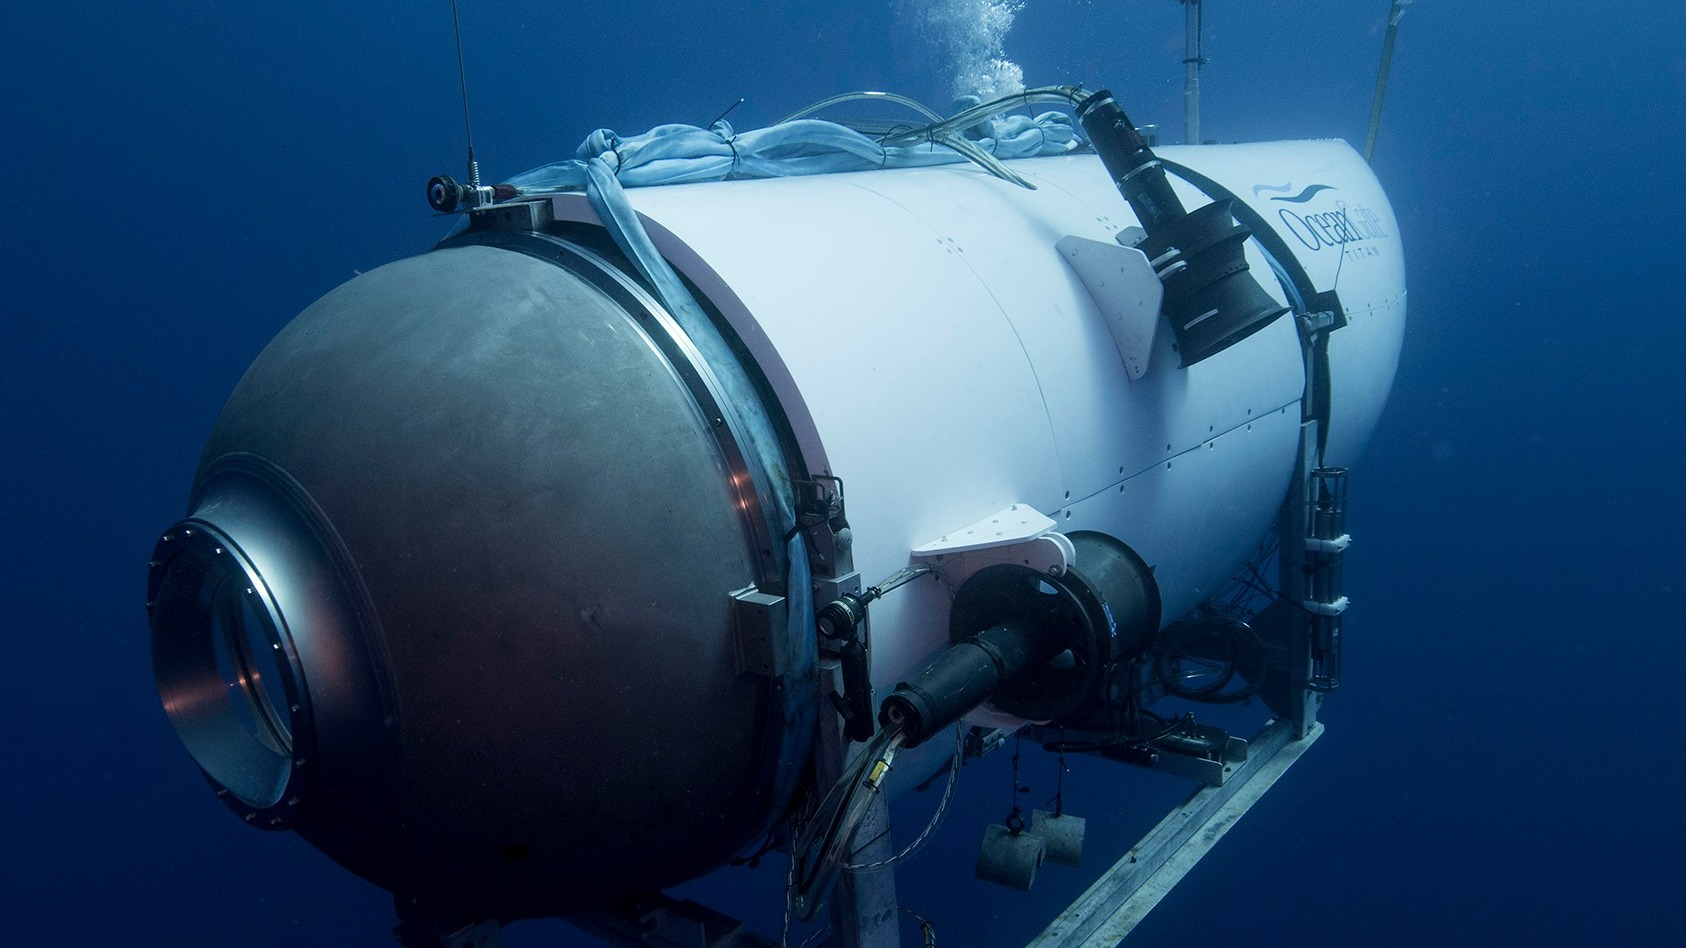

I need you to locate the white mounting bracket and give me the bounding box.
[911,505,1074,587]
[1057,235,1165,382]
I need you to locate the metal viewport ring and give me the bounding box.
[148,519,312,829]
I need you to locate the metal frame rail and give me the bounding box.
[560,716,1321,948]
[1026,718,1323,947]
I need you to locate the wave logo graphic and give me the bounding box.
[1252,182,1338,203]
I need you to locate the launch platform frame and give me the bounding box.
[553,714,1321,948]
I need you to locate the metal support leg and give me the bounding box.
[828,793,902,948]
[813,653,902,948]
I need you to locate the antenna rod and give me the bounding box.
[450,0,480,188]
[1364,0,1412,162]
[707,97,746,128]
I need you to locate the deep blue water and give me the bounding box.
[5,1,1684,945]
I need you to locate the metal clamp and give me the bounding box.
[1301,596,1350,617]
[1304,533,1351,554]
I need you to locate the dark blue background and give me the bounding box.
[5,1,1683,944]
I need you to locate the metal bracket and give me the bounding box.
[1056,235,1165,382]
[1139,724,1248,786]
[1114,226,1147,248]
[468,198,554,233]
[795,475,856,589]
[1298,309,1344,336]
[1305,534,1351,554]
[730,587,788,678]
[1301,596,1350,617]
[911,505,1074,587]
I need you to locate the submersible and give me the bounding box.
[146,80,1404,943]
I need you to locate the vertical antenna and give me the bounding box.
[450,0,480,189]
[1364,0,1413,162]
[424,0,496,215]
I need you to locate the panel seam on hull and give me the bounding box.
[831,176,1068,488]
[1065,396,1303,511]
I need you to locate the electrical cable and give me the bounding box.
[505,101,1078,197]
[789,724,904,920]
[778,90,946,125]
[880,85,1091,144]
[903,907,938,947]
[845,723,964,870]
[862,564,931,604]
[1048,729,1067,817]
[1153,616,1264,704]
[788,721,960,922]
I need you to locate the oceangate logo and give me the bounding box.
[1253,182,1336,203]
[1252,182,1390,256]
